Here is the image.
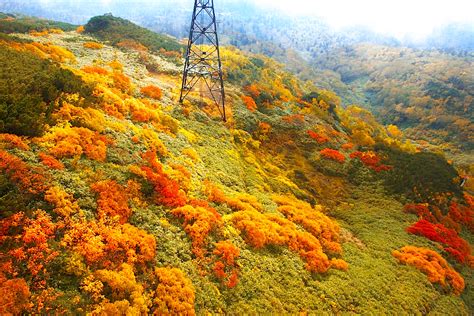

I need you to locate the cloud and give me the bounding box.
[254,0,474,38]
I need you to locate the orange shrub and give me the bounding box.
[171,202,222,257]
[82,66,109,75]
[154,268,195,315]
[273,195,343,255]
[91,180,131,224]
[241,95,257,112]
[140,85,162,100]
[0,277,31,315]
[205,181,262,213]
[108,60,124,72]
[42,126,108,162]
[112,72,133,93]
[320,148,345,163]
[0,133,29,150]
[92,263,150,314]
[2,211,58,286]
[140,151,187,208]
[244,84,261,98]
[38,152,64,170]
[117,39,148,52]
[393,246,465,295]
[231,208,345,274]
[213,240,240,288]
[76,25,85,33]
[0,150,47,194]
[307,130,329,144]
[83,42,104,49]
[341,143,354,151]
[44,186,80,218]
[62,220,156,269]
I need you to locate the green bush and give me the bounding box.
[85,14,183,53]
[378,146,461,202]
[0,13,77,34]
[0,45,95,136]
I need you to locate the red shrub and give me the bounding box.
[141,151,187,208]
[320,148,345,163]
[407,219,472,265]
[307,130,329,144]
[241,95,257,112]
[38,152,64,170]
[0,150,47,194]
[350,151,392,172]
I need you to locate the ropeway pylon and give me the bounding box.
[179,0,226,121]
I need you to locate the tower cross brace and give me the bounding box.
[180,0,226,121]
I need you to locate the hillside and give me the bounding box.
[311,44,474,155]
[0,14,473,314]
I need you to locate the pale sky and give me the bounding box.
[255,0,474,39]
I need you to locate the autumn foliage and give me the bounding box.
[140,151,187,208]
[406,219,472,265]
[91,263,150,314]
[213,241,240,288]
[0,276,31,315]
[91,180,131,223]
[62,220,156,269]
[231,206,346,274]
[38,152,64,170]
[83,42,104,49]
[320,148,346,163]
[393,246,465,295]
[141,85,162,100]
[0,150,47,194]
[0,133,29,150]
[241,95,257,112]
[171,202,222,257]
[42,125,109,161]
[307,130,329,144]
[154,268,195,315]
[1,211,58,287]
[350,151,392,172]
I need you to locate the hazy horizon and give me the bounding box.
[3,0,474,40]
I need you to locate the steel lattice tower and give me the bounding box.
[180,0,226,121]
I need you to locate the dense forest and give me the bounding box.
[0,10,472,315]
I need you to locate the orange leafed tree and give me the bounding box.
[38,152,64,170]
[0,276,31,315]
[213,240,240,288]
[171,202,222,257]
[83,42,104,49]
[62,220,156,269]
[154,268,195,315]
[140,151,187,208]
[91,180,131,224]
[393,246,465,295]
[141,85,162,100]
[241,95,257,112]
[0,150,47,194]
[320,148,345,163]
[231,208,345,274]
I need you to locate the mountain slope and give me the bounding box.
[0,15,472,314]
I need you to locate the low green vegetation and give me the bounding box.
[0,12,77,33]
[0,45,94,136]
[85,14,184,53]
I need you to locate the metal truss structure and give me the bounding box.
[179,0,226,121]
